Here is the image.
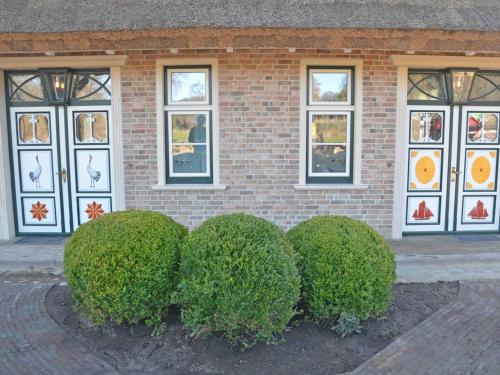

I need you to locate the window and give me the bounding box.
[164,66,213,184]
[306,67,355,183]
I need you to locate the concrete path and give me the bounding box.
[4,235,500,282]
[350,281,500,375]
[0,275,118,375]
[0,239,64,274]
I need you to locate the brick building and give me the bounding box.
[1,0,500,239]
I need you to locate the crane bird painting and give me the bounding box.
[29,155,42,188]
[87,154,101,188]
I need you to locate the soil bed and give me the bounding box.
[46,282,458,375]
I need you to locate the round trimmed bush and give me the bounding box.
[287,216,395,322]
[176,213,301,347]
[64,210,187,329]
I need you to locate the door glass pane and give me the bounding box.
[467,113,499,144]
[408,73,448,101]
[311,114,347,143]
[410,112,443,143]
[311,71,349,103]
[172,145,207,173]
[171,71,207,103]
[74,112,108,144]
[71,73,111,101]
[469,74,500,102]
[8,74,46,102]
[311,145,347,173]
[18,113,50,144]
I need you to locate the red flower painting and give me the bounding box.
[30,201,48,221]
[85,201,105,220]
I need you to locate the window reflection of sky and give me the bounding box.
[172,72,206,102]
[313,72,347,98]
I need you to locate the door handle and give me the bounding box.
[450,166,461,182]
[57,168,67,183]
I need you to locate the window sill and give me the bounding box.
[293,184,369,191]
[151,184,227,191]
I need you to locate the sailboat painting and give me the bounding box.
[407,196,440,224]
[463,196,495,224]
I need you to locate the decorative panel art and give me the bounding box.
[408,149,442,191]
[464,149,497,191]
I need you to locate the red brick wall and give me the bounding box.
[121,49,398,236]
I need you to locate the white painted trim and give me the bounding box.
[0,71,15,239]
[151,184,226,191]
[392,66,408,240]
[390,55,500,69]
[293,184,368,191]
[110,66,125,210]
[299,58,363,186]
[155,58,220,186]
[0,55,127,69]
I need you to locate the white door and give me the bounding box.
[66,106,115,227]
[453,108,500,231]
[403,106,450,232]
[9,105,115,234]
[403,106,500,233]
[9,107,66,233]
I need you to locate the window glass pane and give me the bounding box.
[311,114,347,143]
[312,145,347,173]
[171,113,207,144]
[8,74,46,102]
[171,71,207,103]
[408,73,447,101]
[410,112,443,143]
[172,145,207,173]
[311,71,348,103]
[71,73,111,101]
[468,113,499,143]
[469,74,500,102]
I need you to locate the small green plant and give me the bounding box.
[287,216,396,323]
[176,213,301,348]
[331,312,362,338]
[64,210,187,331]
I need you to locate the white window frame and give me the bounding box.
[154,58,224,190]
[167,110,211,178]
[308,110,352,178]
[308,68,352,106]
[295,59,364,189]
[166,67,210,106]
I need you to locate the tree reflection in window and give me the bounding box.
[469,74,500,102]
[70,72,111,101]
[8,74,47,102]
[408,73,448,101]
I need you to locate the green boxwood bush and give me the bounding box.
[64,210,187,329]
[287,216,395,322]
[176,213,301,348]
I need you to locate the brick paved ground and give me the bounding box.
[0,277,118,375]
[1,275,499,374]
[350,281,500,375]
